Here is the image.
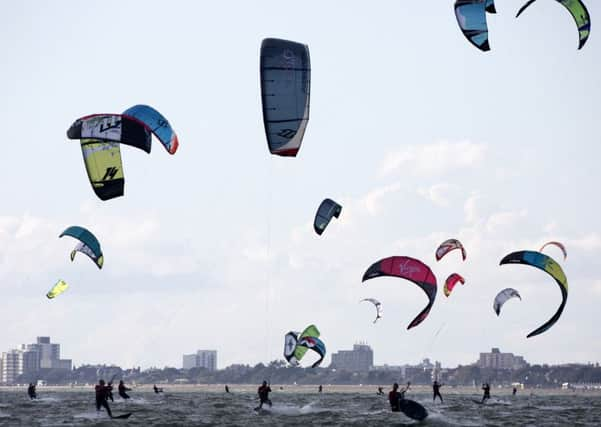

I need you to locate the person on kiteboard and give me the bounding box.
[27,383,37,400]
[118,380,132,399]
[389,382,411,412]
[481,383,491,403]
[257,380,272,409]
[433,380,443,403]
[95,379,113,417]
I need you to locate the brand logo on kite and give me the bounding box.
[277,129,297,139]
[102,167,119,181]
[98,118,121,133]
[398,260,421,275]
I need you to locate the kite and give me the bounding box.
[493,288,522,315]
[59,226,104,269]
[314,199,342,236]
[539,241,567,260]
[360,298,382,323]
[47,280,69,299]
[500,250,568,338]
[67,114,151,153]
[454,0,497,51]
[122,105,179,154]
[436,239,466,261]
[516,0,591,49]
[78,139,125,201]
[284,324,326,368]
[362,256,437,329]
[443,273,466,297]
[260,38,311,157]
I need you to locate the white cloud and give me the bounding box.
[485,209,528,233]
[360,183,401,215]
[380,140,487,177]
[417,183,454,207]
[569,233,601,251]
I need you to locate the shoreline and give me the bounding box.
[1,384,600,395]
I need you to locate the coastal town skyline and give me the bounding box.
[2,335,599,379]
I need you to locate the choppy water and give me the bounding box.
[0,389,600,426]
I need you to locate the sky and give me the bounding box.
[0,0,599,370]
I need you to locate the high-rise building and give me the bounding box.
[330,343,374,372]
[1,350,22,384]
[478,348,528,370]
[182,350,217,371]
[182,354,198,370]
[28,337,62,369]
[1,337,71,384]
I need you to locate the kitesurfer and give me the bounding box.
[95,379,113,418]
[318,385,323,393]
[432,380,443,403]
[27,383,37,400]
[512,387,517,396]
[153,384,163,394]
[389,382,410,412]
[481,383,491,403]
[118,380,132,399]
[377,386,384,395]
[225,385,230,393]
[256,380,272,409]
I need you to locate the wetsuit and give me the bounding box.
[95,384,113,417]
[512,387,517,396]
[481,384,491,403]
[377,387,384,395]
[433,382,443,403]
[318,385,323,393]
[225,385,230,393]
[118,382,131,399]
[153,385,163,394]
[27,384,37,400]
[257,384,272,409]
[389,390,402,412]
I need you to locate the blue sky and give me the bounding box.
[0,0,599,369]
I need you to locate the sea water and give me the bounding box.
[0,387,600,426]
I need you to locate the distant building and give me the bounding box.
[478,348,528,370]
[330,343,373,372]
[1,350,22,384]
[182,350,217,371]
[0,337,71,384]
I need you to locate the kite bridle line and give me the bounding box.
[264,158,274,367]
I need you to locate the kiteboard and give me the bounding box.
[399,399,428,421]
[111,412,132,419]
[472,399,486,405]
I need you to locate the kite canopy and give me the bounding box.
[122,105,179,154]
[443,273,465,297]
[493,287,521,316]
[454,0,497,52]
[314,199,342,236]
[60,226,104,269]
[362,256,437,329]
[436,239,466,261]
[67,114,152,153]
[79,139,124,201]
[540,241,567,260]
[500,250,568,338]
[260,38,311,157]
[283,325,326,368]
[516,0,590,49]
[47,280,69,299]
[360,298,382,323]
